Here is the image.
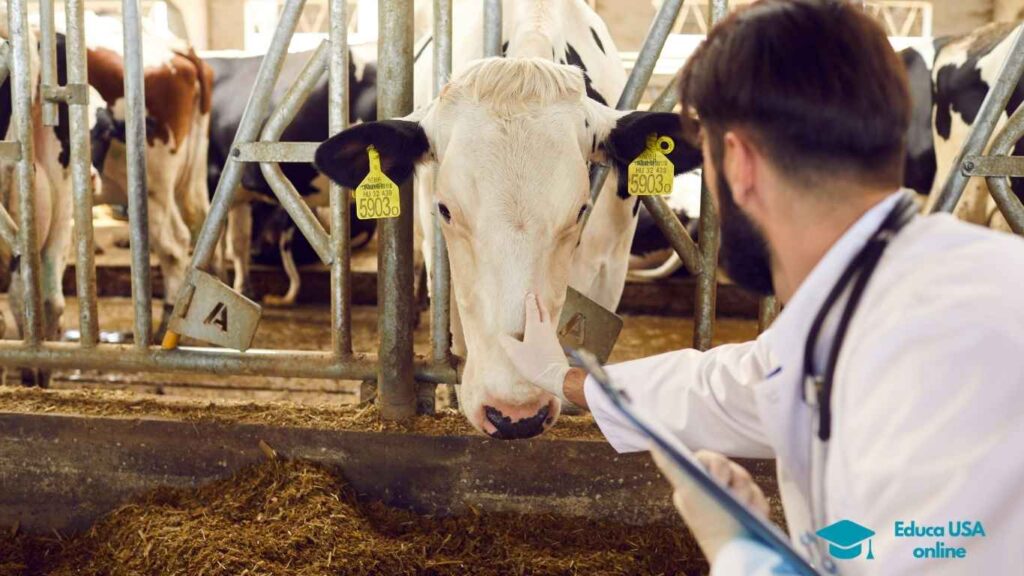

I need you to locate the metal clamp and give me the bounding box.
[42,83,90,106]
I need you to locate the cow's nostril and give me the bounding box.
[484,405,550,440]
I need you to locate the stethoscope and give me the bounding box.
[798,191,920,572]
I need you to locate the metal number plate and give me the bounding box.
[168,270,261,351]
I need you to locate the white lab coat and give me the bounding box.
[586,192,1024,575]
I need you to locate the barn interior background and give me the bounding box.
[1,0,1024,574]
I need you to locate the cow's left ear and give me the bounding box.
[314,119,431,189]
[601,111,703,197]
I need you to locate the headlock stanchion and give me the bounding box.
[0,0,741,414]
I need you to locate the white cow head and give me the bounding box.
[316,58,700,438]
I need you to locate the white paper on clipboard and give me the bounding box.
[569,348,820,576]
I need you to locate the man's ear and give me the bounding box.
[601,111,703,198]
[314,119,431,189]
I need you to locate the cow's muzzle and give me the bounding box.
[483,404,553,440]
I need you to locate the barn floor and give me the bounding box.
[0,295,759,404]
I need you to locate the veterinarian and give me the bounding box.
[501,0,1024,573]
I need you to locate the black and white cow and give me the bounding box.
[901,23,1024,230]
[316,0,702,438]
[205,49,378,304]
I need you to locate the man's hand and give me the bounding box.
[651,447,770,563]
[499,293,571,402]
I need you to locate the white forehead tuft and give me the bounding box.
[443,57,586,117]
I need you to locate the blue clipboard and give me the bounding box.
[570,348,820,576]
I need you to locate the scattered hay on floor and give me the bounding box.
[0,386,604,440]
[1,459,707,576]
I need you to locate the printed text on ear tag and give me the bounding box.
[354,145,401,220]
[627,134,675,196]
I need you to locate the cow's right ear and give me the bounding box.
[314,119,430,189]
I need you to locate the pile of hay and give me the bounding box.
[1,460,706,576]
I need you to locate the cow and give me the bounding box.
[627,171,702,280]
[204,49,378,304]
[84,12,213,339]
[315,0,702,439]
[898,23,1024,230]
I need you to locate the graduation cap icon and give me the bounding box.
[816,519,876,560]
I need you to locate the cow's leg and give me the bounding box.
[227,200,254,298]
[148,172,193,343]
[263,227,300,306]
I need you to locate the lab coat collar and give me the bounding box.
[753,190,906,507]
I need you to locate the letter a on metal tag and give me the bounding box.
[168,270,261,351]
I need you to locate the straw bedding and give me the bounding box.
[0,459,708,576]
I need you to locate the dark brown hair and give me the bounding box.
[679,0,911,188]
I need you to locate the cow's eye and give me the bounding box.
[438,202,452,223]
[576,204,589,223]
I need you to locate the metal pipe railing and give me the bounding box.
[9,0,44,345]
[483,0,502,58]
[329,0,354,357]
[66,0,100,347]
[692,0,727,351]
[983,104,1024,235]
[164,0,308,348]
[122,0,153,347]
[38,0,59,126]
[377,0,417,420]
[930,26,1024,215]
[258,42,334,265]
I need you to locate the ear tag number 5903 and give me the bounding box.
[354,145,401,220]
[627,134,675,196]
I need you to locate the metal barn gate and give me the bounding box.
[7,0,1015,421]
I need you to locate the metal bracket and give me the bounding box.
[42,83,90,105]
[167,270,262,351]
[961,155,1024,178]
[557,287,624,364]
[0,141,22,161]
[234,142,319,163]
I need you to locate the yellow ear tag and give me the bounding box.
[354,145,401,220]
[627,134,675,196]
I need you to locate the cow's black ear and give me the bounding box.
[314,119,430,188]
[603,111,702,196]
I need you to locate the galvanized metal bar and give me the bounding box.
[694,0,727,351]
[981,104,1024,234]
[758,295,779,333]
[122,0,153,348]
[648,72,681,113]
[38,0,59,126]
[584,0,684,202]
[961,154,1024,177]
[483,0,502,57]
[165,0,308,348]
[931,25,1024,214]
[67,0,100,347]
[378,0,417,420]
[0,341,459,383]
[235,142,319,162]
[0,201,17,250]
[258,42,333,265]
[9,0,44,345]
[639,196,702,274]
[432,0,453,365]
[329,0,353,357]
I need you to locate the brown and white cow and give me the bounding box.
[84,12,213,336]
[316,0,701,438]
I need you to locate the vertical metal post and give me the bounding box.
[9,0,43,345]
[424,0,453,414]
[377,0,416,420]
[38,0,59,126]
[329,0,353,357]
[483,0,502,58]
[67,0,99,346]
[165,0,307,348]
[122,0,153,348]
[930,26,1024,214]
[758,295,779,333]
[694,0,727,351]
